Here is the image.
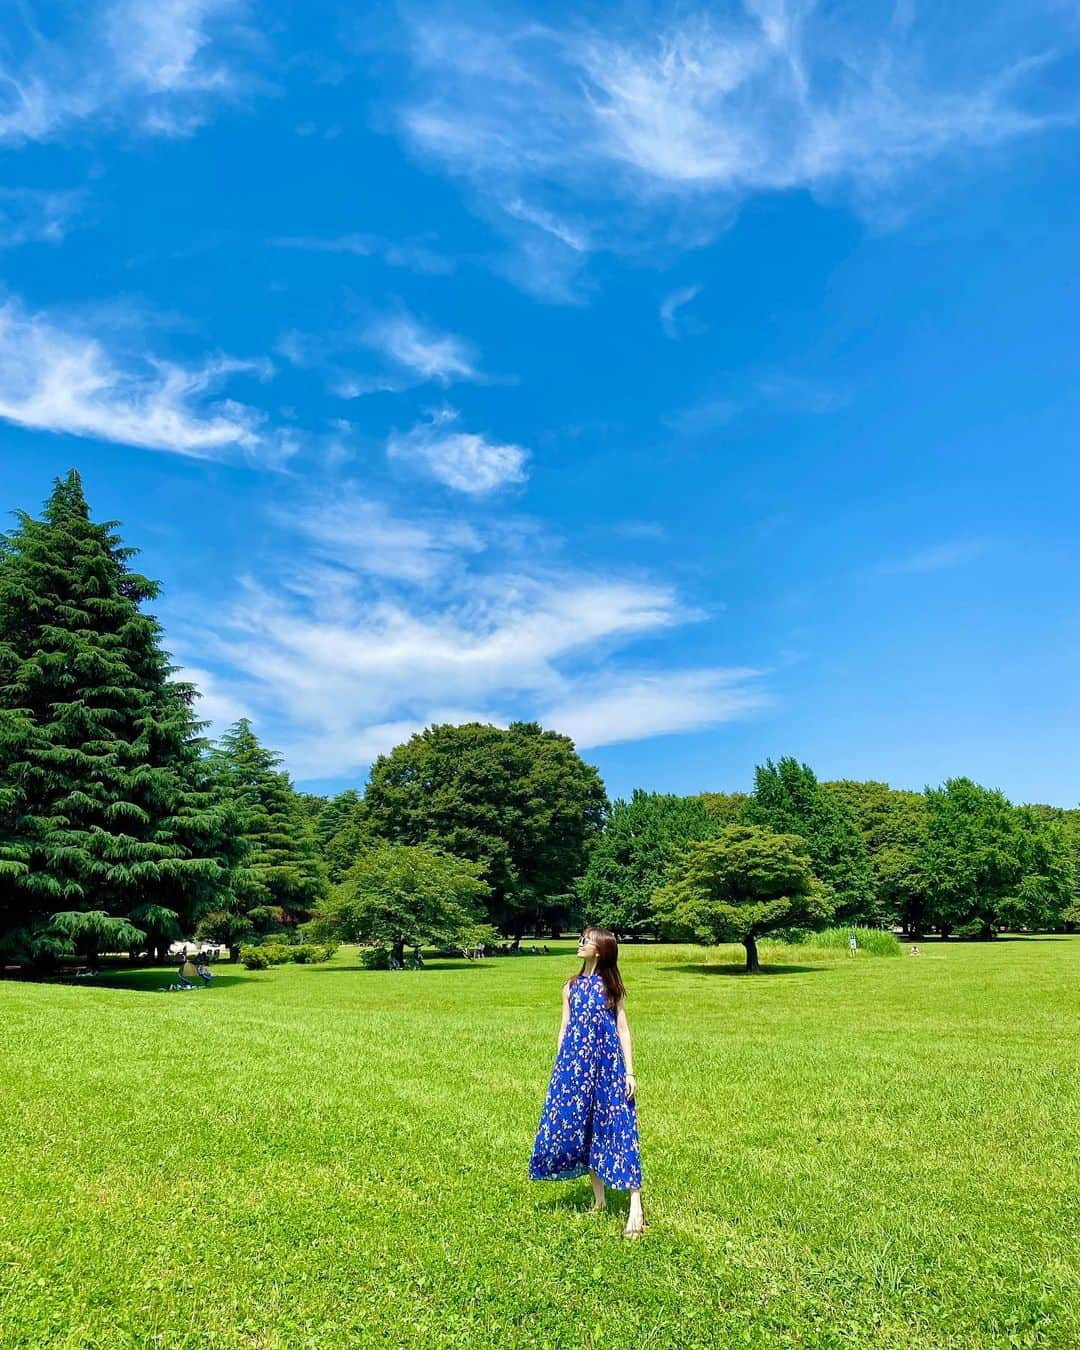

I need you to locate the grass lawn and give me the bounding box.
[2,936,1078,1348]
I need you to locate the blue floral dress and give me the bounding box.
[529,973,642,1191]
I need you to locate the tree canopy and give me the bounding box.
[653,824,835,971]
[307,842,492,965]
[747,757,875,924]
[362,721,608,934]
[0,472,239,964]
[206,719,326,923]
[576,790,720,937]
[922,778,1074,938]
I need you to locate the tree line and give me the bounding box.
[1,474,1076,971]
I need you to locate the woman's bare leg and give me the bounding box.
[588,1169,606,1211]
[623,1188,646,1237]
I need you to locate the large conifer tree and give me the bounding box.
[205,718,327,929]
[0,471,239,964]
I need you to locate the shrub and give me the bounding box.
[796,926,902,956]
[242,942,337,969]
[359,946,391,970]
[292,943,336,964]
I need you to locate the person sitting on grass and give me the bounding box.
[908,945,922,957]
[195,960,213,984]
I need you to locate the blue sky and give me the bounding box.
[2,1,1080,805]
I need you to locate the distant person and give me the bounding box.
[195,961,213,984]
[908,945,921,957]
[543,945,550,956]
[529,944,539,955]
[530,927,646,1239]
[848,934,858,958]
[181,956,200,983]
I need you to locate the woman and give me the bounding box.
[529,927,647,1238]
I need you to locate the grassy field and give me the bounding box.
[2,937,1078,1348]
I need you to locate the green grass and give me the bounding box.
[2,937,1078,1349]
[795,926,904,955]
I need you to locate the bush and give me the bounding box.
[241,942,337,969]
[359,946,391,970]
[292,943,336,964]
[796,926,902,956]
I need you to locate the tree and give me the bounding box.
[316,789,374,883]
[653,824,834,972]
[307,842,492,966]
[362,721,608,935]
[747,758,875,923]
[206,719,327,929]
[698,792,750,825]
[576,790,719,937]
[921,779,1073,938]
[823,781,929,933]
[0,472,240,966]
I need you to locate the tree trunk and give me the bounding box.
[391,937,406,967]
[743,934,761,974]
[229,943,240,963]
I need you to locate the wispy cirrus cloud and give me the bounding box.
[363,311,480,385]
[178,498,764,776]
[0,0,253,145]
[387,407,529,494]
[875,540,988,575]
[541,668,767,749]
[278,489,483,584]
[0,188,85,246]
[660,284,702,338]
[270,232,453,275]
[398,2,1078,283]
[0,297,287,462]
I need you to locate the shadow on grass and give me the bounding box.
[299,960,487,974]
[72,967,251,993]
[659,962,827,977]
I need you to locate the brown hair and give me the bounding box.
[573,926,626,1013]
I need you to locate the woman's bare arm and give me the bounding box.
[556,981,571,1051]
[616,1001,636,1096]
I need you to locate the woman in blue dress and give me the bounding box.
[529,927,647,1238]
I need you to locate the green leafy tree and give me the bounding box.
[317,789,374,883]
[698,792,750,824]
[577,790,719,937]
[206,719,327,929]
[307,842,492,967]
[823,781,929,933]
[654,824,834,972]
[922,779,1073,938]
[747,758,875,923]
[362,721,608,935]
[0,471,240,966]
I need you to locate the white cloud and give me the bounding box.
[279,491,483,584]
[387,407,529,493]
[541,668,767,749]
[0,0,248,145]
[400,4,1077,250]
[876,540,988,575]
[0,189,85,246]
[271,233,452,275]
[181,535,756,776]
[363,312,480,385]
[660,284,702,338]
[0,298,283,461]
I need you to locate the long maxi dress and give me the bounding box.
[529,972,642,1191]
